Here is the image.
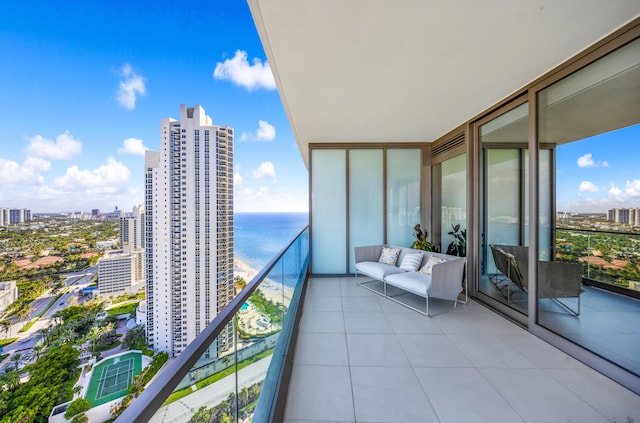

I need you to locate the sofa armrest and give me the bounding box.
[429,257,465,301]
[354,245,383,264]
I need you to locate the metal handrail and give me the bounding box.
[116,225,309,422]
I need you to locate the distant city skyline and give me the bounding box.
[0,2,308,213]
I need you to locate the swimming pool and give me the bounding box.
[240,302,249,311]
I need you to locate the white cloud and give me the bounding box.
[608,185,622,197]
[578,181,599,193]
[54,157,131,194]
[234,186,308,213]
[240,120,276,141]
[625,179,640,198]
[118,137,148,156]
[577,153,594,168]
[252,161,276,179]
[234,172,244,190]
[577,153,609,168]
[256,120,276,141]
[26,131,82,160]
[0,157,51,188]
[213,50,276,91]
[117,64,146,109]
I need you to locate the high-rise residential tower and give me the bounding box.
[145,104,234,357]
[120,204,145,249]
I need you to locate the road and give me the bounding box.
[149,355,272,423]
[1,265,97,357]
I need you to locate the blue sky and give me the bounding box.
[0,1,308,213]
[556,124,640,213]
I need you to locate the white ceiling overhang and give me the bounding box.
[248,0,640,167]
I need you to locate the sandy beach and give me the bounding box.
[234,257,294,305]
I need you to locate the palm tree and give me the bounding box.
[8,353,25,371]
[32,343,46,360]
[73,384,82,398]
[0,320,11,339]
[16,304,32,328]
[35,326,52,345]
[87,326,102,353]
[0,369,20,391]
[60,328,78,344]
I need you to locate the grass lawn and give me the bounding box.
[107,302,138,316]
[0,337,18,348]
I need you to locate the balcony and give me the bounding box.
[117,228,640,423]
[285,276,640,422]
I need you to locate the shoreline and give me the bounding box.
[233,257,293,305]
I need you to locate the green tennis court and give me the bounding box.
[86,352,143,406]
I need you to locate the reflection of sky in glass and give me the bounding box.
[556,124,640,213]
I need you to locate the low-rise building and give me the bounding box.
[0,280,18,314]
[97,245,145,297]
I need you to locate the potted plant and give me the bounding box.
[446,224,466,257]
[410,224,433,251]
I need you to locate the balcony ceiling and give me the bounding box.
[248,0,640,166]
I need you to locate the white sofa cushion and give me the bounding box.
[378,247,401,266]
[385,271,432,297]
[399,253,423,272]
[419,255,447,276]
[356,261,406,280]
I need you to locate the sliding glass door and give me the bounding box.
[478,102,530,317]
[536,37,640,376]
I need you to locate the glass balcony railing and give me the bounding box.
[116,226,309,423]
[556,227,640,296]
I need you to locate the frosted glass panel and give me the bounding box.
[485,149,520,272]
[349,149,384,273]
[441,154,466,254]
[387,149,421,247]
[311,149,346,273]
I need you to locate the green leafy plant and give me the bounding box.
[65,398,92,418]
[446,224,466,257]
[410,224,433,251]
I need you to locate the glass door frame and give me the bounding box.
[471,95,530,326]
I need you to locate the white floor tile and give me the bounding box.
[341,296,382,313]
[432,310,524,334]
[304,295,343,312]
[344,312,392,334]
[285,277,640,422]
[351,366,439,423]
[480,368,609,423]
[500,334,589,369]
[294,332,349,366]
[414,367,524,423]
[546,368,640,423]
[346,333,409,367]
[284,365,354,421]
[384,311,442,334]
[299,310,345,333]
[447,334,537,368]
[396,334,473,368]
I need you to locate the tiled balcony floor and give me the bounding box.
[284,276,640,423]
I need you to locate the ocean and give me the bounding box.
[234,212,309,271]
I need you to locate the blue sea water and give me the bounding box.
[234,212,308,272]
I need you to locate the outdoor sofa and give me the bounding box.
[354,245,466,316]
